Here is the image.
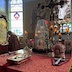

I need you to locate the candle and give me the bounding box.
[24,31,28,39]
[24,31,28,35]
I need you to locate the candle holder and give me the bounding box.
[24,31,28,45]
[58,32,62,40]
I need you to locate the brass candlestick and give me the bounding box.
[24,31,28,45]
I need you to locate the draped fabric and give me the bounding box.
[8,34,20,51]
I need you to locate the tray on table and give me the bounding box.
[7,54,31,64]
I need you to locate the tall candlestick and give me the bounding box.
[24,31,28,39]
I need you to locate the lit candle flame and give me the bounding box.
[58,32,62,37]
[24,31,28,35]
[35,33,38,37]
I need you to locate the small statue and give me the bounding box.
[53,40,66,58]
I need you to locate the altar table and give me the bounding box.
[0,53,10,72]
[0,52,17,72]
[0,52,72,72]
[7,54,72,72]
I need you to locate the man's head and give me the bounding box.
[7,31,12,35]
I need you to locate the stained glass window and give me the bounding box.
[60,23,72,33]
[9,0,23,36]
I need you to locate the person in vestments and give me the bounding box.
[7,31,20,51]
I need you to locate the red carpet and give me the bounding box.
[7,53,72,72]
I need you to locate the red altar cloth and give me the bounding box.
[0,52,17,72]
[0,45,8,54]
[0,54,10,72]
[7,54,72,72]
